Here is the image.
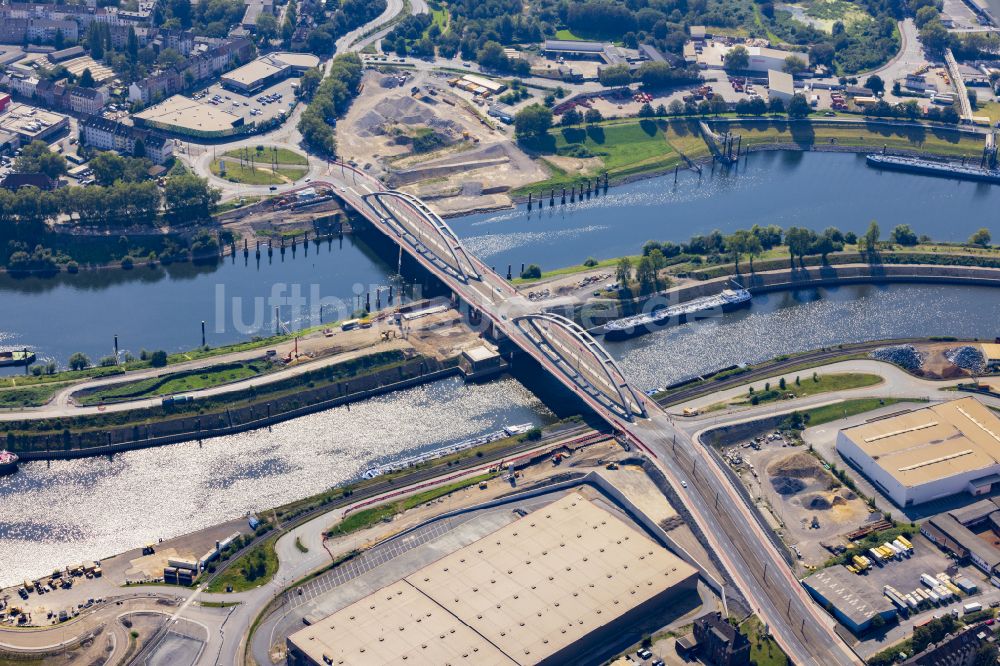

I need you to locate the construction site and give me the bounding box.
[335,69,546,216]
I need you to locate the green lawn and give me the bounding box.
[0,383,67,408]
[210,160,307,185]
[790,397,917,429]
[517,119,689,194]
[512,254,641,284]
[326,473,494,537]
[205,537,278,593]
[77,361,268,405]
[221,146,308,166]
[710,119,986,158]
[554,28,585,40]
[729,372,883,407]
[739,615,789,666]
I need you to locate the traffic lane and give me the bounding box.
[640,423,858,666]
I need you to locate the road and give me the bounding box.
[300,163,863,665]
[869,19,924,85]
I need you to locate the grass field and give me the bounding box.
[729,372,883,407]
[326,473,494,537]
[205,537,278,593]
[711,119,985,158]
[221,146,308,166]
[516,119,701,194]
[0,383,65,408]
[792,397,915,429]
[210,160,307,185]
[78,361,268,405]
[739,615,789,666]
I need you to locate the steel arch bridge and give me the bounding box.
[514,312,648,422]
[362,190,483,284]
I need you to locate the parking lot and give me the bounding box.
[853,531,1000,658]
[193,76,300,127]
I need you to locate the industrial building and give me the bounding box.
[543,39,629,66]
[801,565,896,633]
[0,102,69,143]
[922,512,1000,574]
[286,493,699,666]
[982,343,1000,371]
[767,69,795,103]
[220,52,321,93]
[836,397,1000,507]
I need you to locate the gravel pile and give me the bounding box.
[870,344,924,371]
[945,345,985,372]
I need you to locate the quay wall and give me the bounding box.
[10,358,459,461]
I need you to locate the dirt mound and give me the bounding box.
[772,476,806,495]
[804,492,849,509]
[769,452,823,479]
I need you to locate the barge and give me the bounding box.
[0,350,35,367]
[866,154,1000,184]
[361,422,535,479]
[603,286,752,340]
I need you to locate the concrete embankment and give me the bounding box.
[9,357,459,461]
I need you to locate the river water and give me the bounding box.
[450,151,1000,271]
[1,150,999,586]
[0,376,552,586]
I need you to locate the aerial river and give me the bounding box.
[1,151,999,585]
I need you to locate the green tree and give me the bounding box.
[68,352,90,371]
[725,46,749,72]
[584,108,602,124]
[615,256,632,287]
[150,350,168,367]
[598,63,632,87]
[15,140,67,178]
[255,13,277,42]
[969,227,991,247]
[783,56,807,75]
[635,255,657,293]
[79,68,95,88]
[787,94,811,118]
[513,104,552,140]
[890,223,918,245]
[476,40,507,71]
[638,61,674,89]
[164,173,220,222]
[561,108,582,126]
[785,226,816,267]
[864,74,885,95]
[520,264,541,279]
[863,220,881,258]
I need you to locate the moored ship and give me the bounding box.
[866,153,1000,184]
[603,286,752,340]
[0,450,19,476]
[0,350,35,367]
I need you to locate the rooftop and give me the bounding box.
[220,57,288,86]
[801,565,894,627]
[271,51,320,69]
[134,95,241,132]
[543,39,609,53]
[768,68,794,94]
[289,493,698,665]
[0,102,68,137]
[840,397,1000,487]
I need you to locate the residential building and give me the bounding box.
[128,37,254,103]
[65,86,105,115]
[901,625,991,665]
[689,612,751,665]
[80,116,173,164]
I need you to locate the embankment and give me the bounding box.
[5,354,459,460]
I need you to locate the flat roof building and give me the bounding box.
[134,95,244,138]
[287,493,699,666]
[0,102,69,142]
[837,397,1000,507]
[982,343,1000,370]
[768,69,794,102]
[220,56,291,94]
[801,565,896,633]
[924,513,1000,574]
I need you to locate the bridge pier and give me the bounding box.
[550,189,555,206]
[561,188,566,205]
[527,192,532,210]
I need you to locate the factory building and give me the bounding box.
[286,493,699,666]
[836,397,1000,507]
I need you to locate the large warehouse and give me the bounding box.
[286,493,699,666]
[837,397,1000,507]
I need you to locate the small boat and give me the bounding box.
[0,350,35,367]
[0,450,19,476]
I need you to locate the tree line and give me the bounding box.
[298,53,364,156]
